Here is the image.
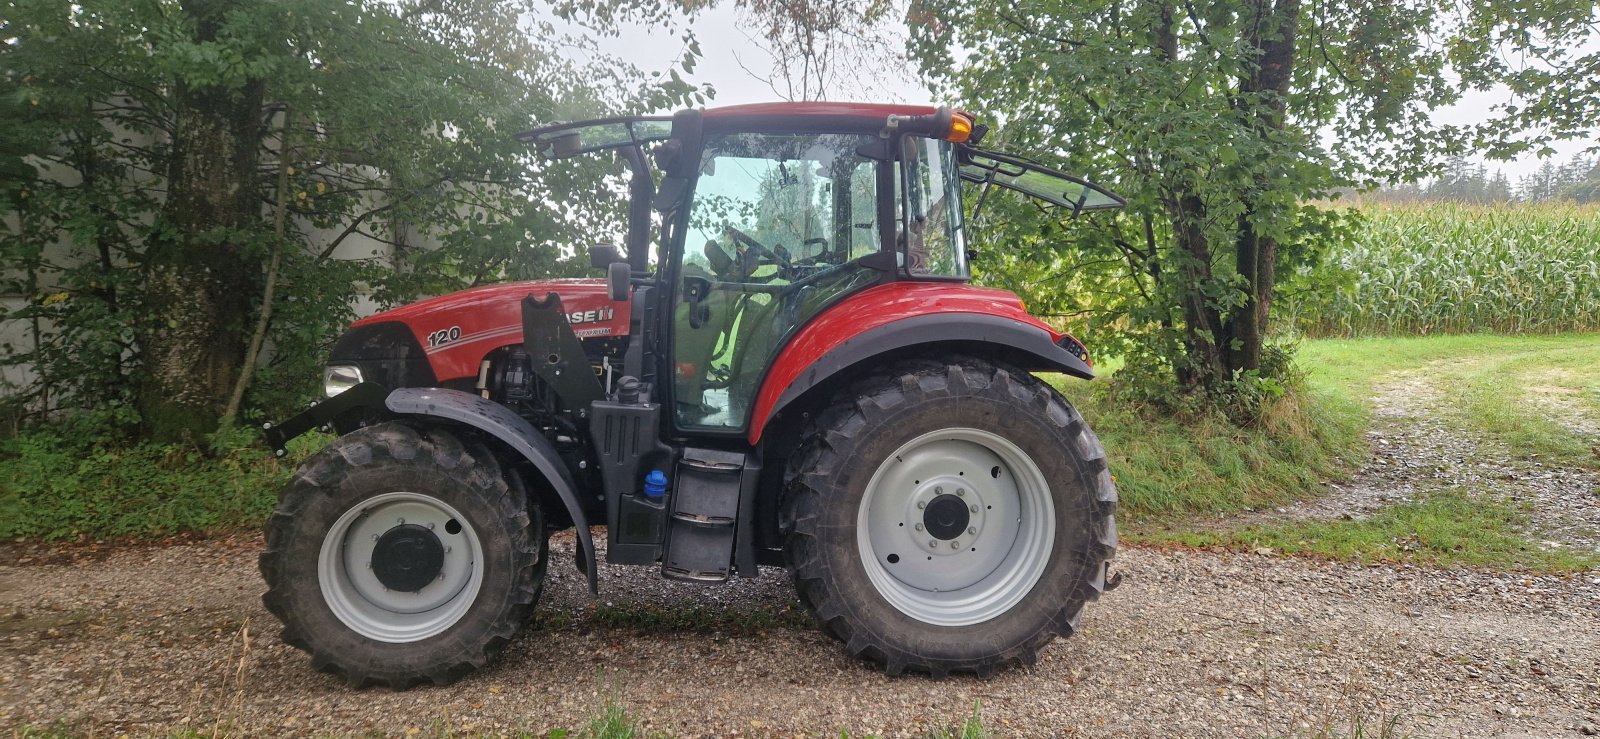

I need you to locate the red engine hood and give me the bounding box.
[354,279,630,382]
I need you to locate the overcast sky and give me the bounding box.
[580,5,1594,182]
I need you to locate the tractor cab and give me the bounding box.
[260,102,1124,688]
[520,104,1120,432]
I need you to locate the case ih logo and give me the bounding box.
[567,307,615,325]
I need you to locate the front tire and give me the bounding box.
[260,422,545,688]
[782,358,1118,676]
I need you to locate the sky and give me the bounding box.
[577,5,1594,182]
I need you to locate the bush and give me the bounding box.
[0,424,326,541]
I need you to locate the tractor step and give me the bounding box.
[662,448,747,582]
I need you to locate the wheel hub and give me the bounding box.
[902,478,988,557]
[371,524,445,592]
[922,494,970,540]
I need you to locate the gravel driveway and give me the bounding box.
[3,534,1597,738]
[5,368,1599,737]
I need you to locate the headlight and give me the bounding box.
[323,364,364,398]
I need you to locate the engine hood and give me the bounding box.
[350,278,630,383]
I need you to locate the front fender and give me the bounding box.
[384,387,598,595]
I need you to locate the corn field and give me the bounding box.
[1290,202,1600,337]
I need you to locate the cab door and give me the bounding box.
[668,131,887,432]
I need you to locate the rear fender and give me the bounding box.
[385,387,598,595]
[748,284,1094,444]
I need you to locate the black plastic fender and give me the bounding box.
[385,387,599,595]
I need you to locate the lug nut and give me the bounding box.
[427,522,435,530]
[914,523,925,532]
[935,486,943,494]
[969,504,979,513]
[956,488,965,497]
[917,501,927,510]
[950,541,961,549]
[397,518,405,524]
[444,546,452,554]
[967,526,977,535]
[928,540,938,549]
[372,534,380,541]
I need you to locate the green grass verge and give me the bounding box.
[1141,333,1600,571]
[1164,489,1596,572]
[1300,333,1600,469]
[1051,376,1366,524]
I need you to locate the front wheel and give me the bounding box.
[260,422,545,688]
[782,358,1118,676]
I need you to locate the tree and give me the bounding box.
[729,0,909,101]
[1,0,706,440]
[1558,155,1600,203]
[907,0,1599,398]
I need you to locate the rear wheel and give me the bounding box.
[782,358,1117,676]
[261,422,545,688]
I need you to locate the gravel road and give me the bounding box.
[3,534,1597,738]
[5,367,1598,737]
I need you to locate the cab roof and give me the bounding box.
[702,102,937,120]
[700,101,941,134]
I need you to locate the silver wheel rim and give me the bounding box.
[856,428,1055,627]
[317,492,485,643]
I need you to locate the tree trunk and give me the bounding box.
[137,0,264,442]
[1225,0,1300,376]
[1170,194,1229,387]
[222,107,293,428]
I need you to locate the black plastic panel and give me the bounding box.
[588,399,675,565]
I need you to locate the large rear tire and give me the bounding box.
[260,422,545,688]
[782,358,1117,676]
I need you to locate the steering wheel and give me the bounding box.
[723,225,792,273]
[710,227,860,300]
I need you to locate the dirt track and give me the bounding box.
[3,534,1597,738]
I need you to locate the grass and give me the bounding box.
[1300,333,1600,469]
[1164,489,1596,571]
[1056,333,1598,571]
[1051,373,1367,525]
[0,425,331,541]
[1142,332,1600,572]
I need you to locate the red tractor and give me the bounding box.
[260,102,1124,687]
